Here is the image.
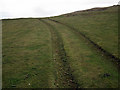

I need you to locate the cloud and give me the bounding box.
[0,12,12,19]
[118,1,120,5]
[0,0,119,19]
[33,7,56,17]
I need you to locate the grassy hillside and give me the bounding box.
[51,5,118,59]
[2,5,119,88]
[2,19,56,88]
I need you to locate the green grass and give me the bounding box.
[44,19,119,88]
[51,6,118,58]
[2,19,55,88]
[2,5,119,88]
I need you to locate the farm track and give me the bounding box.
[48,19,120,68]
[39,19,79,88]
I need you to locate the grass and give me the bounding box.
[44,19,119,88]
[2,5,119,88]
[2,19,55,88]
[51,6,118,58]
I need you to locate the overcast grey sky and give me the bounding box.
[0,0,119,19]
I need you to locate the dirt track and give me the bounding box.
[48,18,120,68]
[39,19,79,88]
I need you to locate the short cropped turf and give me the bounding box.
[44,19,119,88]
[2,5,119,88]
[51,5,118,58]
[2,19,56,88]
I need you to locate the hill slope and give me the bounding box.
[2,5,119,88]
[51,5,119,59]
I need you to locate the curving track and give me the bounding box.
[47,18,120,68]
[39,19,80,88]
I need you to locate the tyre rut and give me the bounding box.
[48,18,120,68]
[39,19,80,88]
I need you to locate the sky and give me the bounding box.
[0,0,119,19]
